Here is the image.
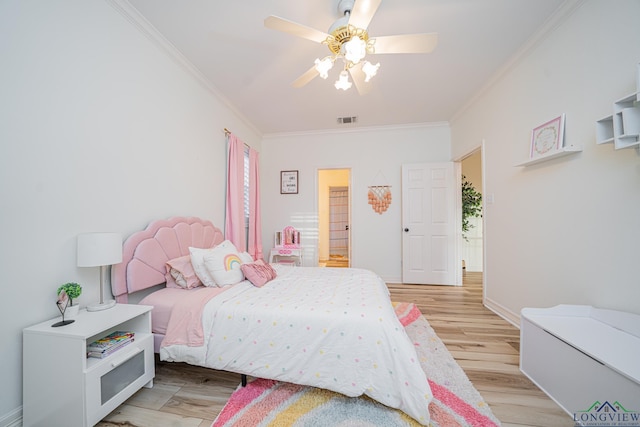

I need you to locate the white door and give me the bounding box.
[402,162,460,285]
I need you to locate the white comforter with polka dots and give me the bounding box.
[160,266,432,425]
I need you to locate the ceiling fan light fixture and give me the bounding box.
[328,14,350,36]
[314,57,334,79]
[343,35,367,64]
[362,61,380,82]
[264,0,438,95]
[334,70,352,90]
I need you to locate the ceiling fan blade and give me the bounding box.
[348,0,382,30]
[372,33,438,54]
[264,16,329,44]
[349,63,372,95]
[292,65,320,88]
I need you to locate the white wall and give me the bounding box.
[261,125,451,282]
[451,0,640,323]
[0,0,259,421]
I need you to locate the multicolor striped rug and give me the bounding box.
[212,303,500,427]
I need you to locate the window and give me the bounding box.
[243,146,250,247]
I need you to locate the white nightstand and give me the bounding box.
[23,304,154,427]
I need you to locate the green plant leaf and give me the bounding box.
[57,282,82,302]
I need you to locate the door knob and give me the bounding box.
[404,228,409,232]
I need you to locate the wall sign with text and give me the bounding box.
[280,170,298,194]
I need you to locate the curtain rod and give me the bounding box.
[224,128,250,149]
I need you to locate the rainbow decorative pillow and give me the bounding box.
[203,240,244,286]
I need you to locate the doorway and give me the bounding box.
[460,150,483,273]
[456,143,486,304]
[318,169,351,267]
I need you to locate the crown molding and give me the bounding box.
[262,121,450,140]
[104,0,261,138]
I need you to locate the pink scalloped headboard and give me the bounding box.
[111,217,224,303]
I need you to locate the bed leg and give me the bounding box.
[241,374,247,387]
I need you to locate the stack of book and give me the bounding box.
[87,331,135,359]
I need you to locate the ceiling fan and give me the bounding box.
[264,0,438,94]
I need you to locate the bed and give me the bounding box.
[111,217,432,425]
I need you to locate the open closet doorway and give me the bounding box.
[460,148,484,274]
[318,169,351,268]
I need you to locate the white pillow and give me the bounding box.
[203,240,244,286]
[189,246,217,287]
[239,251,254,264]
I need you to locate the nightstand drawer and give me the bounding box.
[85,333,154,426]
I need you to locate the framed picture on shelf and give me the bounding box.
[530,114,565,160]
[280,170,298,194]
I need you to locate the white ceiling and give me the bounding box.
[127,0,567,135]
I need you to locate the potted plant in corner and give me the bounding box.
[57,282,82,319]
[461,175,482,270]
[461,175,482,242]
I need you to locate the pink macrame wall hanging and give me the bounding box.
[368,185,392,214]
[367,171,392,214]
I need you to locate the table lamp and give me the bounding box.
[77,232,122,312]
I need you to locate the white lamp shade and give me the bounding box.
[77,232,122,267]
[362,61,380,82]
[334,70,352,90]
[314,56,334,79]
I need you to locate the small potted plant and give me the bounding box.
[57,282,82,318]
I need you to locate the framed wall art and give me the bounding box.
[530,114,565,160]
[280,170,298,194]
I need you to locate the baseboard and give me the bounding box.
[0,406,22,427]
[483,297,521,328]
[381,275,402,284]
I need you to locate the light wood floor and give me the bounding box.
[98,272,573,427]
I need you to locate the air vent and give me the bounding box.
[337,116,358,124]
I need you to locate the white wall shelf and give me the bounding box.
[515,145,582,167]
[613,92,640,149]
[596,62,640,150]
[596,115,614,144]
